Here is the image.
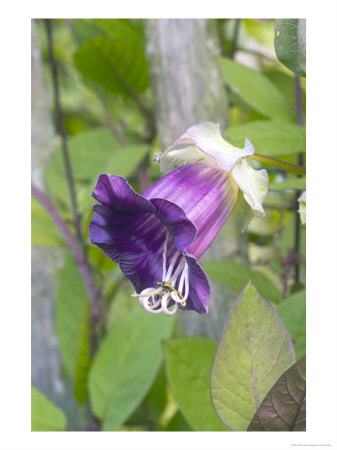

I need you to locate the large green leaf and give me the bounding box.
[72,19,105,45]
[72,19,143,47]
[210,282,295,431]
[45,127,149,212]
[88,308,175,430]
[74,35,149,97]
[55,254,91,402]
[274,19,306,77]
[93,19,144,45]
[31,195,64,247]
[203,259,282,304]
[219,57,290,121]
[248,357,306,431]
[105,283,139,332]
[277,290,306,360]
[224,120,305,157]
[31,386,67,431]
[164,338,229,431]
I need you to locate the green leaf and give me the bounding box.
[270,177,306,191]
[219,57,290,121]
[264,68,306,116]
[72,19,105,45]
[203,259,282,304]
[74,35,149,97]
[45,128,149,212]
[92,19,143,45]
[210,282,295,431]
[88,308,175,431]
[164,411,193,431]
[224,120,305,157]
[105,283,139,332]
[144,365,168,423]
[55,254,91,402]
[248,357,306,431]
[31,195,64,247]
[163,338,230,431]
[274,19,306,77]
[31,386,67,431]
[277,290,306,360]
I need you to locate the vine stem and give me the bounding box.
[45,19,84,250]
[294,74,304,286]
[31,183,101,306]
[247,153,306,176]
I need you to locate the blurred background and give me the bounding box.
[31,18,306,431]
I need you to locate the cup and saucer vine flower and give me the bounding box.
[89,122,269,316]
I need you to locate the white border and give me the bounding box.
[1,0,337,449]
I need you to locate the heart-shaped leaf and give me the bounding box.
[248,356,306,431]
[210,282,295,431]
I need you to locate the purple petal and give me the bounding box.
[144,162,238,259]
[149,198,196,251]
[182,254,210,314]
[119,251,162,295]
[92,174,153,212]
[89,174,196,269]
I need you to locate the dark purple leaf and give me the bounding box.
[248,356,306,431]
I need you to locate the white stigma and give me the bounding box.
[134,230,190,316]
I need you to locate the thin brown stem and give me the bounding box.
[45,19,84,249]
[294,74,305,287]
[32,183,101,305]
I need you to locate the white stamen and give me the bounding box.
[161,230,170,281]
[165,250,181,281]
[161,293,178,316]
[133,286,162,297]
[178,262,187,292]
[143,298,163,314]
[181,266,190,301]
[168,258,185,284]
[132,233,191,315]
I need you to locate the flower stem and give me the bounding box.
[247,153,306,176]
